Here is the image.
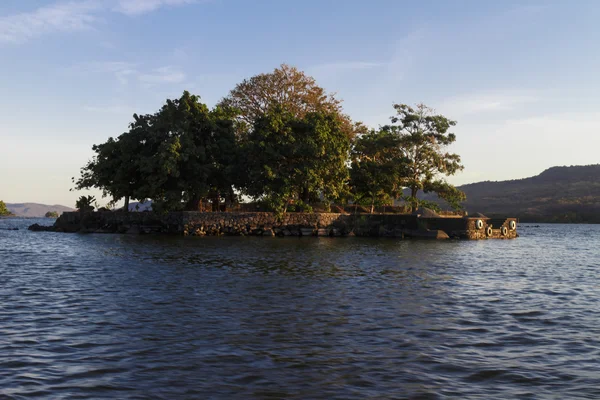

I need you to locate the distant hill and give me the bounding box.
[7,203,74,218]
[422,165,600,223]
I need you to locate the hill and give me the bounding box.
[7,203,74,218]
[437,165,600,223]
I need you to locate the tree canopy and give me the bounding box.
[350,129,406,213]
[219,64,359,139]
[243,108,351,213]
[74,66,467,214]
[381,103,465,211]
[75,91,238,212]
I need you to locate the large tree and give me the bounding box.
[219,64,358,139]
[350,129,407,213]
[243,109,351,214]
[74,91,237,212]
[382,103,465,212]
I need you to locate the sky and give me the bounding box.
[1,0,600,206]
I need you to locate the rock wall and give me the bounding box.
[36,211,518,239]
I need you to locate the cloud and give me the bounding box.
[0,1,101,44]
[437,92,539,117]
[0,0,199,44]
[113,0,198,16]
[71,61,139,84]
[71,61,186,86]
[310,61,384,75]
[139,66,186,84]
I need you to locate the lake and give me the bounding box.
[1,218,599,399]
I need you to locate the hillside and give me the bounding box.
[454,165,600,223]
[7,203,74,218]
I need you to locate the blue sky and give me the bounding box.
[2,0,600,206]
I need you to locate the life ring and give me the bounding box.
[509,220,516,230]
[486,226,493,237]
[476,219,484,230]
[501,226,508,236]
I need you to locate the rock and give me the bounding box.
[300,228,314,236]
[412,207,440,218]
[28,223,55,232]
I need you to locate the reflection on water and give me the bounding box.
[1,219,600,399]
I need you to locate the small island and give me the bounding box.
[31,65,517,239]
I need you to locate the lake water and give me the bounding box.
[1,218,599,399]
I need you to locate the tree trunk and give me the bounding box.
[212,192,221,212]
[124,195,130,213]
[185,195,201,211]
[225,186,236,211]
[410,187,418,213]
[301,187,310,203]
[370,197,375,214]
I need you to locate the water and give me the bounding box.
[1,218,599,399]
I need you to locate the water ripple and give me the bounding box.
[1,219,599,399]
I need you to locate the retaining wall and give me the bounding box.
[39,211,518,239]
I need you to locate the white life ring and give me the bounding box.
[486,226,493,237]
[476,219,484,230]
[501,226,508,236]
[509,220,516,230]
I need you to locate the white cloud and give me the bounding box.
[139,66,186,84]
[437,92,539,117]
[310,61,384,75]
[71,61,139,84]
[0,1,101,44]
[71,61,186,87]
[113,0,198,16]
[0,0,199,44]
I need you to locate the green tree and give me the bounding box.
[45,211,59,218]
[243,109,351,214]
[132,91,237,211]
[383,103,465,212]
[74,91,238,213]
[350,130,406,213]
[73,134,141,212]
[0,200,12,216]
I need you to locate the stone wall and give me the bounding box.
[41,211,518,239]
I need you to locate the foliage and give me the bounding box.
[350,129,407,213]
[76,195,96,212]
[382,103,465,211]
[45,211,59,218]
[219,64,359,139]
[0,200,12,216]
[242,109,351,214]
[73,67,472,216]
[74,91,238,212]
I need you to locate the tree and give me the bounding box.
[243,109,351,214]
[76,195,96,212]
[350,130,407,213]
[0,200,12,216]
[219,64,358,139]
[45,211,59,218]
[74,91,238,213]
[382,103,465,212]
[132,91,237,212]
[73,134,141,212]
